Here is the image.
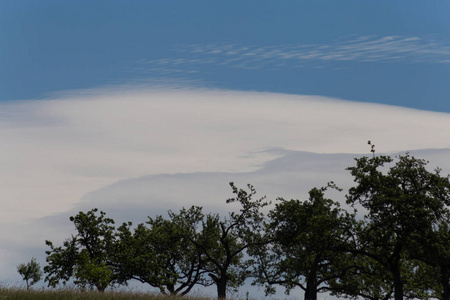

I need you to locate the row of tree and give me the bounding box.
[43,152,450,300]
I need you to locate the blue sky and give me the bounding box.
[2,1,450,111]
[2,1,450,298]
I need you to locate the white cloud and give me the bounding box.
[2,86,450,223]
[2,85,450,296]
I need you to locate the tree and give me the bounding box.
[345,153,450,300]
[252,185,356,300]
[429,221,450,300]
[408,218,450,300]
[192,182,270,299]
[44,209,118,291]
[328,220,396,300]
[114,206,210,296]
[17,257,43,290]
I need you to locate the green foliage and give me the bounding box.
[17,257,43,290]
[42,185,269,299]
[252,184,356,300]
[44,209,118,292]
[329,230,395,300]
[345,153,450,300]
[38,151,450,300]
[192,182,270,299]
[114,206,209,296]
[409,218,450,300]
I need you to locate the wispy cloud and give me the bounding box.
[137,35,450,74]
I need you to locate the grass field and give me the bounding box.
[0,287,215,300]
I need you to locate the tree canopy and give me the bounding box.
[17,257,42,290]
[41,151,450,300]
[190,182,270,299]
[251,185,356,300]
[44,209,118,291]
[114,206,209,295]
[344,153,450,300]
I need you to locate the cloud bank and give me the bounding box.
[2,86,450,222]
[2,86,450,293]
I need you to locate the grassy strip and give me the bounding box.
[0,287,212,300]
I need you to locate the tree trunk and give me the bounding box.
[96,283,107,293]
[392,264,403,300]
[210,273,228,299]
[303,261,319,300]
[304,285,317,300]
[441,265,450,300]
[394,284,403,300]
[304,273,318,300]
[216,277,228,299]
[167,284,177,296]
